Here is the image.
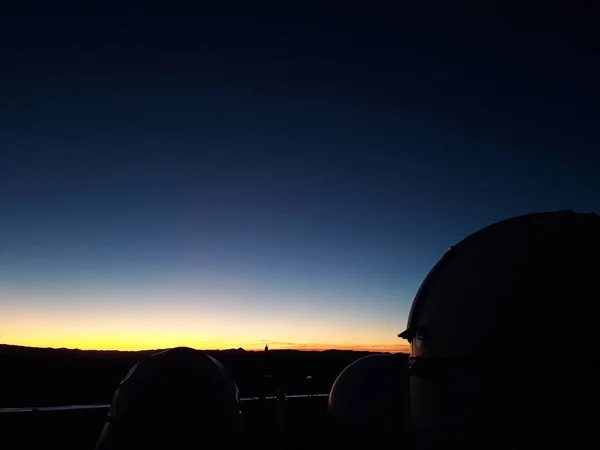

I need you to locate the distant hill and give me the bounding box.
[0,343,406,354]
[0,343,407,408]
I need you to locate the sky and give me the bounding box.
[0,4,598,352]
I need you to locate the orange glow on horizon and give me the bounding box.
[0,332,409,354]
[0,288,410,355]
[0,339,409,354]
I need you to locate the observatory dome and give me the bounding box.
[400,210,600,360]
[326,354,410,450]
[328,354,409,421]
[95,347,242,450]
[400,210,600,450]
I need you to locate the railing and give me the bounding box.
[0,394,330,415]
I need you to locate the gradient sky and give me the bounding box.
[0,4,597,352]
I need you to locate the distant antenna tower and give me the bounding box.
[264,344,271,377]
[261,344,271,400]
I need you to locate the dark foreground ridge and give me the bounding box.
[0,344,406,408]
[0,345,408,450]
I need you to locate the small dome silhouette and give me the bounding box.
[95,347,242,450]
[327,354,409,450]
[328,354,409,421]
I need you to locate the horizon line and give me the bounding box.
[0,342,408,354]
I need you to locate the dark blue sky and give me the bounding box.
[0,4,598,350]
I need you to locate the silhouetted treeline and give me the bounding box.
[0,345,406,408]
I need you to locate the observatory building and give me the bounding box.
[327,354,410,450]
[399,210,600,450]
[95,347,243,450]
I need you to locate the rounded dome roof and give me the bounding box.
[108,347,239,424]
[400,210,600,359]
[328,354,409,421]
[96,348,242,450]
